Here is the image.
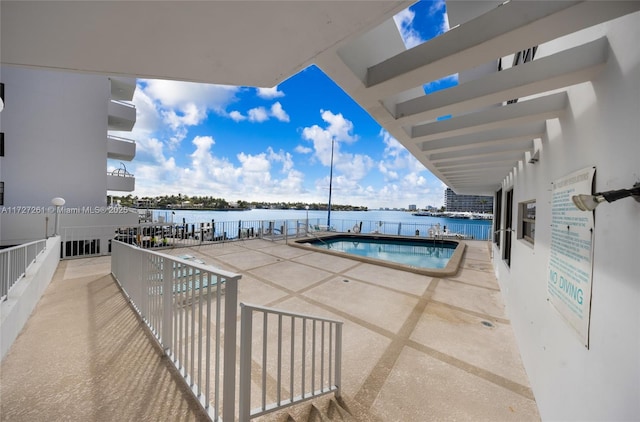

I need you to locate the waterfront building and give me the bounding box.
[1,1,638,420]
[444,188,493,213]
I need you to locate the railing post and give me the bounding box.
[335,323,342,398]
[239,303,252,422]
[162,254,173,351]
[223,276,239,422]
[6,252,11,296]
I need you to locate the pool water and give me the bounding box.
[311,237,456,269]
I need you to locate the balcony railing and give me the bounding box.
[108,99,136,131]
[1,239,47,300]
[107,168,135,191]
[107,134,136,161]
[109,77,136,101]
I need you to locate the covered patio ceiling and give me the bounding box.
[0,1,410,87]
[3,0,639,195]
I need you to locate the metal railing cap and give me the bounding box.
[112,239,242,280]
[241,302,343,325]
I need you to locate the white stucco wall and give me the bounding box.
[0,211,139,248]
[492,13,640,421]
[0,236,60,360]
[0,66,109,208]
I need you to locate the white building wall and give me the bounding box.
[0,236,60,360]
[0,66,109,208]
[493,13,640,421]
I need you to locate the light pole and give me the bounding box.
[51,197,65,236]
[305,205,309,235]
[327,139,334,229]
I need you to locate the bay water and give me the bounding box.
[152,209,493,240]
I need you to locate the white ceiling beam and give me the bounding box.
[395,37,608,125]
[430,142,532,163]
[441,165,515,176]
[363,1,639,100]
[411,92,567,141]
[435,158,522,171]
[419,121,545,153]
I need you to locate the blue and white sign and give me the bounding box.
[548,167,595,347]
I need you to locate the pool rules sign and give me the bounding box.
[548,167,595,348]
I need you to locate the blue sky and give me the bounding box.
[108,1,453,209]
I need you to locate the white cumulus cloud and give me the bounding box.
[248,107,269,123]
[228,110,246,122]
[320,110,358,143]
[270,102,290,122]
[393,8,424,49]
[256,86,285,99]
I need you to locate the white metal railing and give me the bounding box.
[59,217,493,260]
[61,224,134,259]
[110,99,136,109]
[108,169,135,178]
[107,134,136,143]
[239,303,343,420]
[168,218,493,241]
[1,239,47,300]
[144,218,492,243]
[61,225,112,259]
[111,240,241,421]
[323,219,493,240]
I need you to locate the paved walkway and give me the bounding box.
[1,239,540,421]
[0,257,208,421]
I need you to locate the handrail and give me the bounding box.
[111,240,241,421]
[239,303,343,420]
[305,229,330,247]
[109,99,135,108]
[108,169,134,178]
[107,134,136,143]
[1,239,47,300]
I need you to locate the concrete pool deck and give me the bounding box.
[173,238,540,421]
[0,238,540,421]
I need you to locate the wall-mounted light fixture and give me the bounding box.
[572,183,640,211]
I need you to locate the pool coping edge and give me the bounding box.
[290,234,467,277]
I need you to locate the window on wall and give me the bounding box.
[502,189,513,267]
[0,182,4,206]
[519,200,536,244]
[0,132,4,157]
[494,189,503,246]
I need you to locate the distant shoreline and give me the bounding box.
[138,207,369,212]
[156,207,250,212]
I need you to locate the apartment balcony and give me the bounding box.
[106,168,135,192]
[108,99,136,132]
[107,134,136,161]
[109,77,136,101]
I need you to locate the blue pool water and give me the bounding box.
[308,236,457,269]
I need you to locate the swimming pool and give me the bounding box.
[293,234,466,277]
